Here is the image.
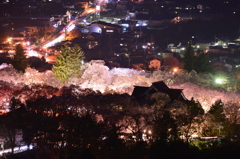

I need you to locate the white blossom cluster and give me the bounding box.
[0,62,239,111]
[0,64,61,87]
[170,82,239,111]
[78,61,152,94]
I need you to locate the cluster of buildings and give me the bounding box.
[0,0,240,72]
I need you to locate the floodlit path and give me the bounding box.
[0,145,33,156]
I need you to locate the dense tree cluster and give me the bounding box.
[0,58,239,158]
[183,42,213,73]
[0,85,240,159]
[0,61,239,111]
[52,45,85,83]
[12,44,28,73]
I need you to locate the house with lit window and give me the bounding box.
[161,50,174,58]
[87,21,123,35]
[117,32,136,53]
[210,60,226,72]
[147,57,161,71]
[208,46,229,54]
[167,42,186,54]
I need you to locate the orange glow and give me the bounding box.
[85,8,95,13]
[45,55,56,64]
[173,67,178,72]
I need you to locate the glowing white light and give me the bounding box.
[173,68,178,72]
[120,135,124,139]
[0,63,9,70]
[121,24,129,27]
[191,134,198,138]
[215,78,223,84]
[102,136,107,140]
[27,50,39,57]
[66,24,75,32]
[45,34,65,47]
[0,145,33,156]
[44,23,75,48]
[96,5,100,11]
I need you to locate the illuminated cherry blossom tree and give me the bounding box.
[0,82,17,109]
[119,105,154,140]
[170,82,239,111]
[0,61,239,112]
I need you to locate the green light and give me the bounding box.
[215,78,223,84]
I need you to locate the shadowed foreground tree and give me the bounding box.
[208,100,225,125]
[179,98,204,143]
[153,110,178,142]
[164,98,204,143]
[224,101,240,139]
[5,86,240,159]
[12,44,28,73]
[203,100,226,136]
[52,44,85,83]
[0,104,27,154]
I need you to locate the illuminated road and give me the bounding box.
[26,8,96,59]
[23,4,104,61]
[43,9,95,48]
[0,145,33,156]
[42,10,95,62]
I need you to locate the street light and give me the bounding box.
[173,67,179,73]
[7,37,12,44]
[96,5,100,18]
[148,130,152,135]
[215,78,224,84]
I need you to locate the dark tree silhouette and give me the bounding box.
[183,42,195,73]
[12,44,28,73]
